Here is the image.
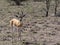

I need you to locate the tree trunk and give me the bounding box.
[46,0,50,17]
[55,0,58,16]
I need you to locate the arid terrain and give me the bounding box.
[0,0,60,45]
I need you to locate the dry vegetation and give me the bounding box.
[0,0,60,45]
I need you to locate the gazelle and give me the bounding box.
[10,11,26,43]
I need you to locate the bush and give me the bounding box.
[8,0,27,5]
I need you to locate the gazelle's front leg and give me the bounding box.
[16,27,19,41]
[19,28,21,41]
[17,27,21,41]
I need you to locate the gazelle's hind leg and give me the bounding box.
[16,27,19,41]
[10,21,14,45]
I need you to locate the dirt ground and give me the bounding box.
[0,0,60,45]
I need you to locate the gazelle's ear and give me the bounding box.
[23,14,25,17]
[15,15,19,17]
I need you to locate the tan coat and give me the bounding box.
[10,18,23,27]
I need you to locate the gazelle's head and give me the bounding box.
[15,11,26,21]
